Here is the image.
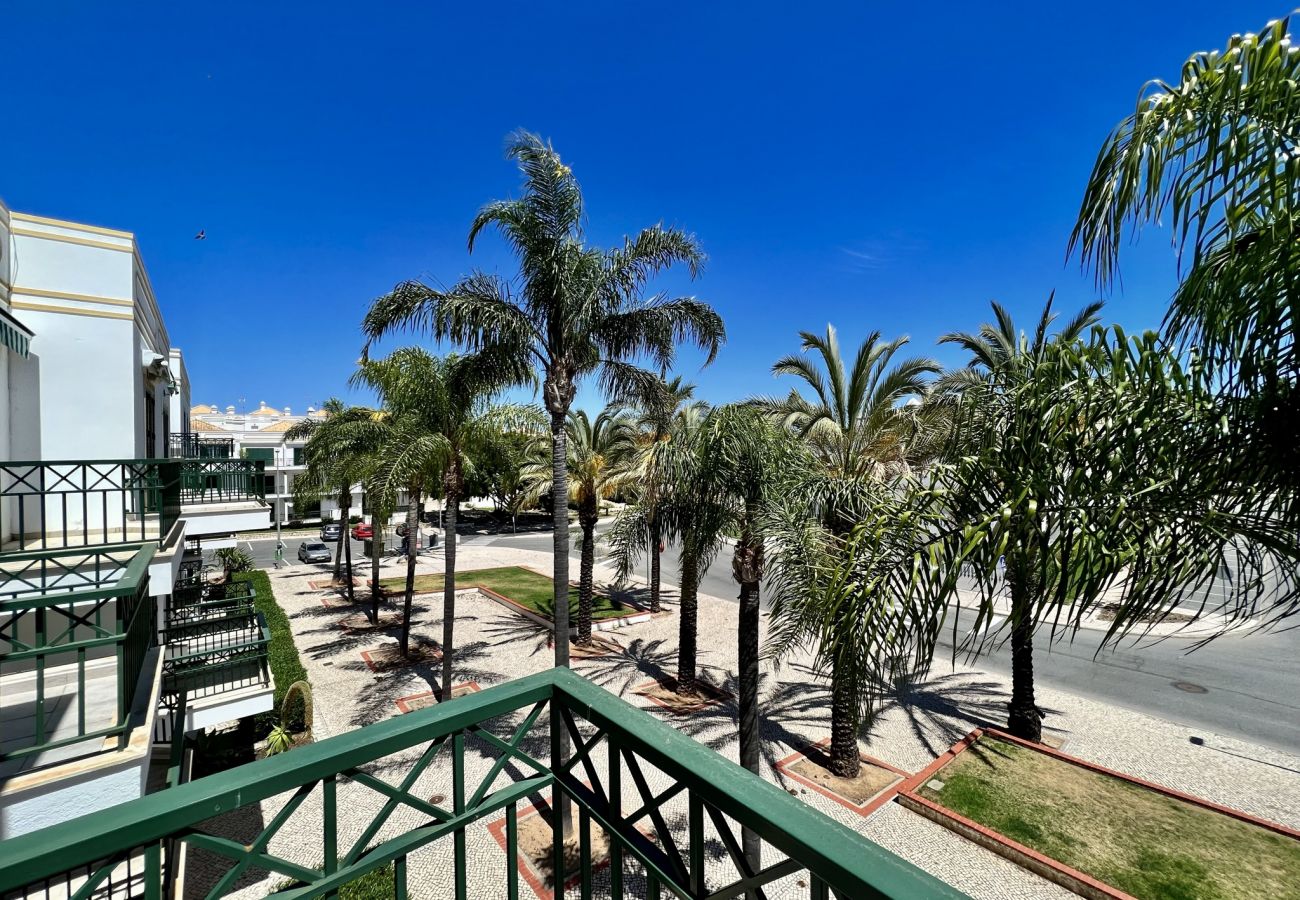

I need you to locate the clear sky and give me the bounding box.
[1,2,1285,414]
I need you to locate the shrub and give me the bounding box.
[214,547,255,580]
[232,570,308,729]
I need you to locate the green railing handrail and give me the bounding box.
[0,459,177,554]
[0,544,156,606]
[0,550,155,762]
[0,667,963,898]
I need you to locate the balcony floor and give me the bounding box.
[0,657,120,778]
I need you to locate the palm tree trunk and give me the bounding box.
[550,411,571,667]
[829,666,862,778]
[441,475,460,700]
[343,494,356,606]
[334,490,349,582]
[1006,558,1043,742]
[400,485,420,657]
[546,392,573,835]
[371,509,382,623]
[677,548,699,695]
[737,574,761,876]
[649,514,662,613]
[1007,609,1042,741]
[577,500,597,646]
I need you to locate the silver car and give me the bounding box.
[297,541,331,564]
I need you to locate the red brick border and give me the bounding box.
[897,727,1300,900]
[774,738,909,817]
[394,681,481,713]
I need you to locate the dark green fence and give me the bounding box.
[168,434,235,459]
[179,459,266,504]
[0,667,964,900]
[0,460,181,552]
[0,545,155,762]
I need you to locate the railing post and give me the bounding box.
[453,729,467,900]
[550,697,566,898]
[157,460,181,539]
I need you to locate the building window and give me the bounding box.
[244,447,274,463]
[293,446,305,466]
[263,474,277,496]
[145,391,157,456]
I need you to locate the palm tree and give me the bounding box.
[765,479,941,778]
[690,405,797,873]
[361,131,725,675]
[610,376,708,612]
[937,298,1101,740]
[354,347,532,686]
[1070,14,1300,501]
[759,325,939,495]
[287,400,385,608]
[524,408,635,645]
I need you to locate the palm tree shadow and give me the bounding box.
[481,613,555,658]
[576,637,676,695]
[884,670,1057,757]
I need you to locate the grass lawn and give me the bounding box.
[378,566,634,621]
[919,736,1300,900]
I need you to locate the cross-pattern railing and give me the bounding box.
[0,545,155,762]
[0,460,182,553]
[179,459,266,504]
[168,434,235,459]
[160,610,270,709]
[0,667,963,900]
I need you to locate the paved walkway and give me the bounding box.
[191,546,1300,900]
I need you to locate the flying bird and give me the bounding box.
[194,230,206,240]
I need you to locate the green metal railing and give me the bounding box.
[166,581,258,624]
[0,667,963,900]
[0,459,267,556]
[0,460,181,553]
[0,545,155,762]
[160,611,270,708]
[179,459,266,504]
[168,434,235,459]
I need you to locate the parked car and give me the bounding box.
[351,523,374,541]
[321,522,341,542]
[297,541,332,564]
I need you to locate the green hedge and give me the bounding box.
[232,569,308,727]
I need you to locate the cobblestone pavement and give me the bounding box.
[187,546,1300,900]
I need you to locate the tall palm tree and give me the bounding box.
[524,408,635,645]
[287,400,386,609]
[937,298,1101,740]
[361,131,725,675]
[355,347,532,686]
[609,376,708,612]
[760,325,939,490]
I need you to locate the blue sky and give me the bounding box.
[1,2,1285,414]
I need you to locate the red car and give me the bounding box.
[351,523,374,541]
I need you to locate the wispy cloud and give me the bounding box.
[837,234,925,274]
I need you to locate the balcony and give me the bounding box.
[159,580,272,732]
[0,459,270,556]
[0,545,156,772]
[167,434,235,460]
[0,667,962,899]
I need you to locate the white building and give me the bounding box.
[0,201,275,838]
[188,402,411,529]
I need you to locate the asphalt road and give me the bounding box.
[477,527,1300,755]
[240,527,1300,755]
